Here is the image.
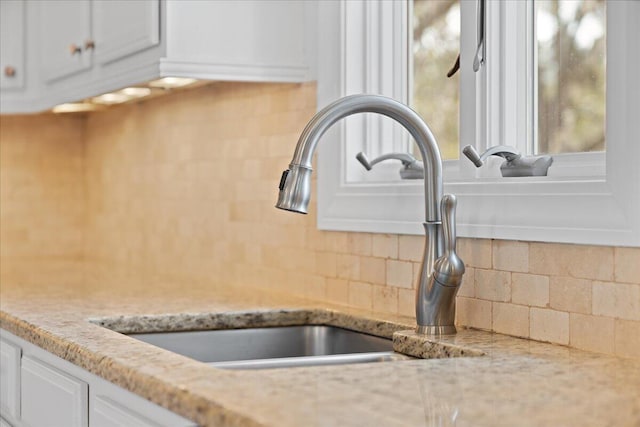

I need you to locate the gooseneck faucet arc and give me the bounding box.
[276,94,464,335]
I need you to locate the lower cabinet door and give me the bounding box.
[91,396,162,427]
[21,356,88,427]
[0,338,21,423]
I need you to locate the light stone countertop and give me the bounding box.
[1,280,639,427]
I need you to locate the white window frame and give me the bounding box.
[316,0,639,247]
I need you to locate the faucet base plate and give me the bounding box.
[416,325,457,335]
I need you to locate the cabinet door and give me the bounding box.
[91,396,162,427]
[90,384,196,427]
[0,0,25,90]
[93,0,160,65]
[39,0,91,82]
[0,338,21,422]
[21,356,88,427]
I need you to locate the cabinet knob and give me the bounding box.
[84,40,95,50]
[4,66,16,77]
[69,44,82,55]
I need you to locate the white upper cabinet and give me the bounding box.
[0,0,25,90]
[93,0,160,66]
[1,0,316,114]
[164,0,311,81]
[39,0,160,81]
[40,0,92,82]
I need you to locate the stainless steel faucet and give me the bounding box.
[275,94,464,335]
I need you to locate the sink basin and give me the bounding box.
[129,325,396,369]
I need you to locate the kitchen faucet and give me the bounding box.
[275,94,464,335]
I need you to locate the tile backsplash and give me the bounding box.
[1,82,638,358]
[0,114,85,286]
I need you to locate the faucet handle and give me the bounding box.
[432,194,465,287]
[462,145,553,177]
[441,194,458,254]
[462,145,521,166]
[356,151,424,179]
[461,145,483,167]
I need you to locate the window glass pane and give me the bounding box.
[536,0,605,154]
[413,0,460,160]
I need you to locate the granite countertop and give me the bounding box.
[1,280,639,427]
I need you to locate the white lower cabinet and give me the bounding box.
[91,396,162,427]
[21,356,88,427]
[0,330,195,427]
[0,339,21,425]
[87,369,194,427]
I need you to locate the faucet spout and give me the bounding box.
[276,94,463,335]
[276,95,442,221]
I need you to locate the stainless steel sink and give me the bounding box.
[129,325,396,370]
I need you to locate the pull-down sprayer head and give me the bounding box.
[276,164,312,214]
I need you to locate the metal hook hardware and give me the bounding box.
[447,54,460,78]
[473,0,485,72]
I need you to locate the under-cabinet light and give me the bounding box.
[148,77,197,89]
[50,78,204,113]
[52,103,98,113]
[119,87,152,98]
[92,92,131,105]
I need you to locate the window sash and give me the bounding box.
[316,0,639,247]
[488,0,606,178]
